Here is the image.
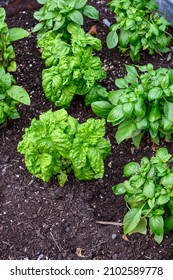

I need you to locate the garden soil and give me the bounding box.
[1,0,173,260]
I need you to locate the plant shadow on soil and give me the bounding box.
[0,0,173,260]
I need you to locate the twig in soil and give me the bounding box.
[96,221,123,226]
[50,232,61,251]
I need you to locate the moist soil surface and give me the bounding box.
[1,0,173,260]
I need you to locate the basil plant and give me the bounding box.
[39,24,107,108]
[112,148,173,244]
[0,7,29,71]
[92,64,173,147]
[106,0,171,61]
[33,0,99,38]
[17,109,111,187]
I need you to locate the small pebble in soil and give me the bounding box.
[103,18,111,27]
[111,233,117,239]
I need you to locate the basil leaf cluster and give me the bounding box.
[33,0,99,39]
[0,67,30,124]
[92,64,173,146]
[0,7,29,71]
[17,109,111,186]
[38,24,107,108]
[112,148,173,244]
[106,0,171,61]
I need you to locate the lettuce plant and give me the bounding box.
[17,109,111,186]
[106,0,171,61]
[40,24,106,108]
[33,0,99,39]
[92,64,173,147]
[112,148,173,244]
[0,7,29,71]
[0,67,30,124]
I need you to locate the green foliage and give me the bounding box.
[106,0,171,61]
[17,109,111,186]
[33,0,99,38]
[112,148,173,243]
[0,7,29,71]
[39,24,106,108]
[0,67,30,124]
[92,64,173,146]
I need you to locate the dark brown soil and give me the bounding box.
[1,0,173,260]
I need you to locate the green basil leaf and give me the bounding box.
[116,120,136,144]
[160,173,173,188]
[129,175,145,188]
[148,103,161,122]
[150,23,159,36]
[143,180,155,198]
[154,234,163,244]
[128,218,147,235]
[124,162,140,177]
[125,74,138,85]
[164,100,173,122]
[57,171,68,187]
[169,69,173,84]
[115,78,128,88]
[155,147,172,162]
[68,10,83,25]
[134,98,146,117]
[91,101,113,118]
[123,208,142,234]
[122,103,133,117]
[75,0,87,9]
[112,183,126,195]
[136,117,148,130]
[125,65,138,77]
[9,28,29,41]
[32,22,44,32]
[156,194,170,205]
[148,197,156,209]
[132,133,142,147]
[42,11,58,20]
[148,87,163,100]
[108,90,124,105]
[149,216,164,235]
[106,31,118,49]
[165,216,173,231]
[107,105,124,124]
[119,29,129,47]
[83,5,99,20]
[153,209,165,216]
[0,6,6,21]
[161,116,173,130]
[7,86,30,105]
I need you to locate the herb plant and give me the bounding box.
[106,0,171,61]
[0,7,29,71]
[39,24,107,108]
[0,67,30,124]
[17,109,111,186]
[33,0,99,38]
[92,64,173,147]
[112,148,173,244]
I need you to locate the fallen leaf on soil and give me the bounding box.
[88,25,97,35]
[122,234,130,241]
[76,247,85,257]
